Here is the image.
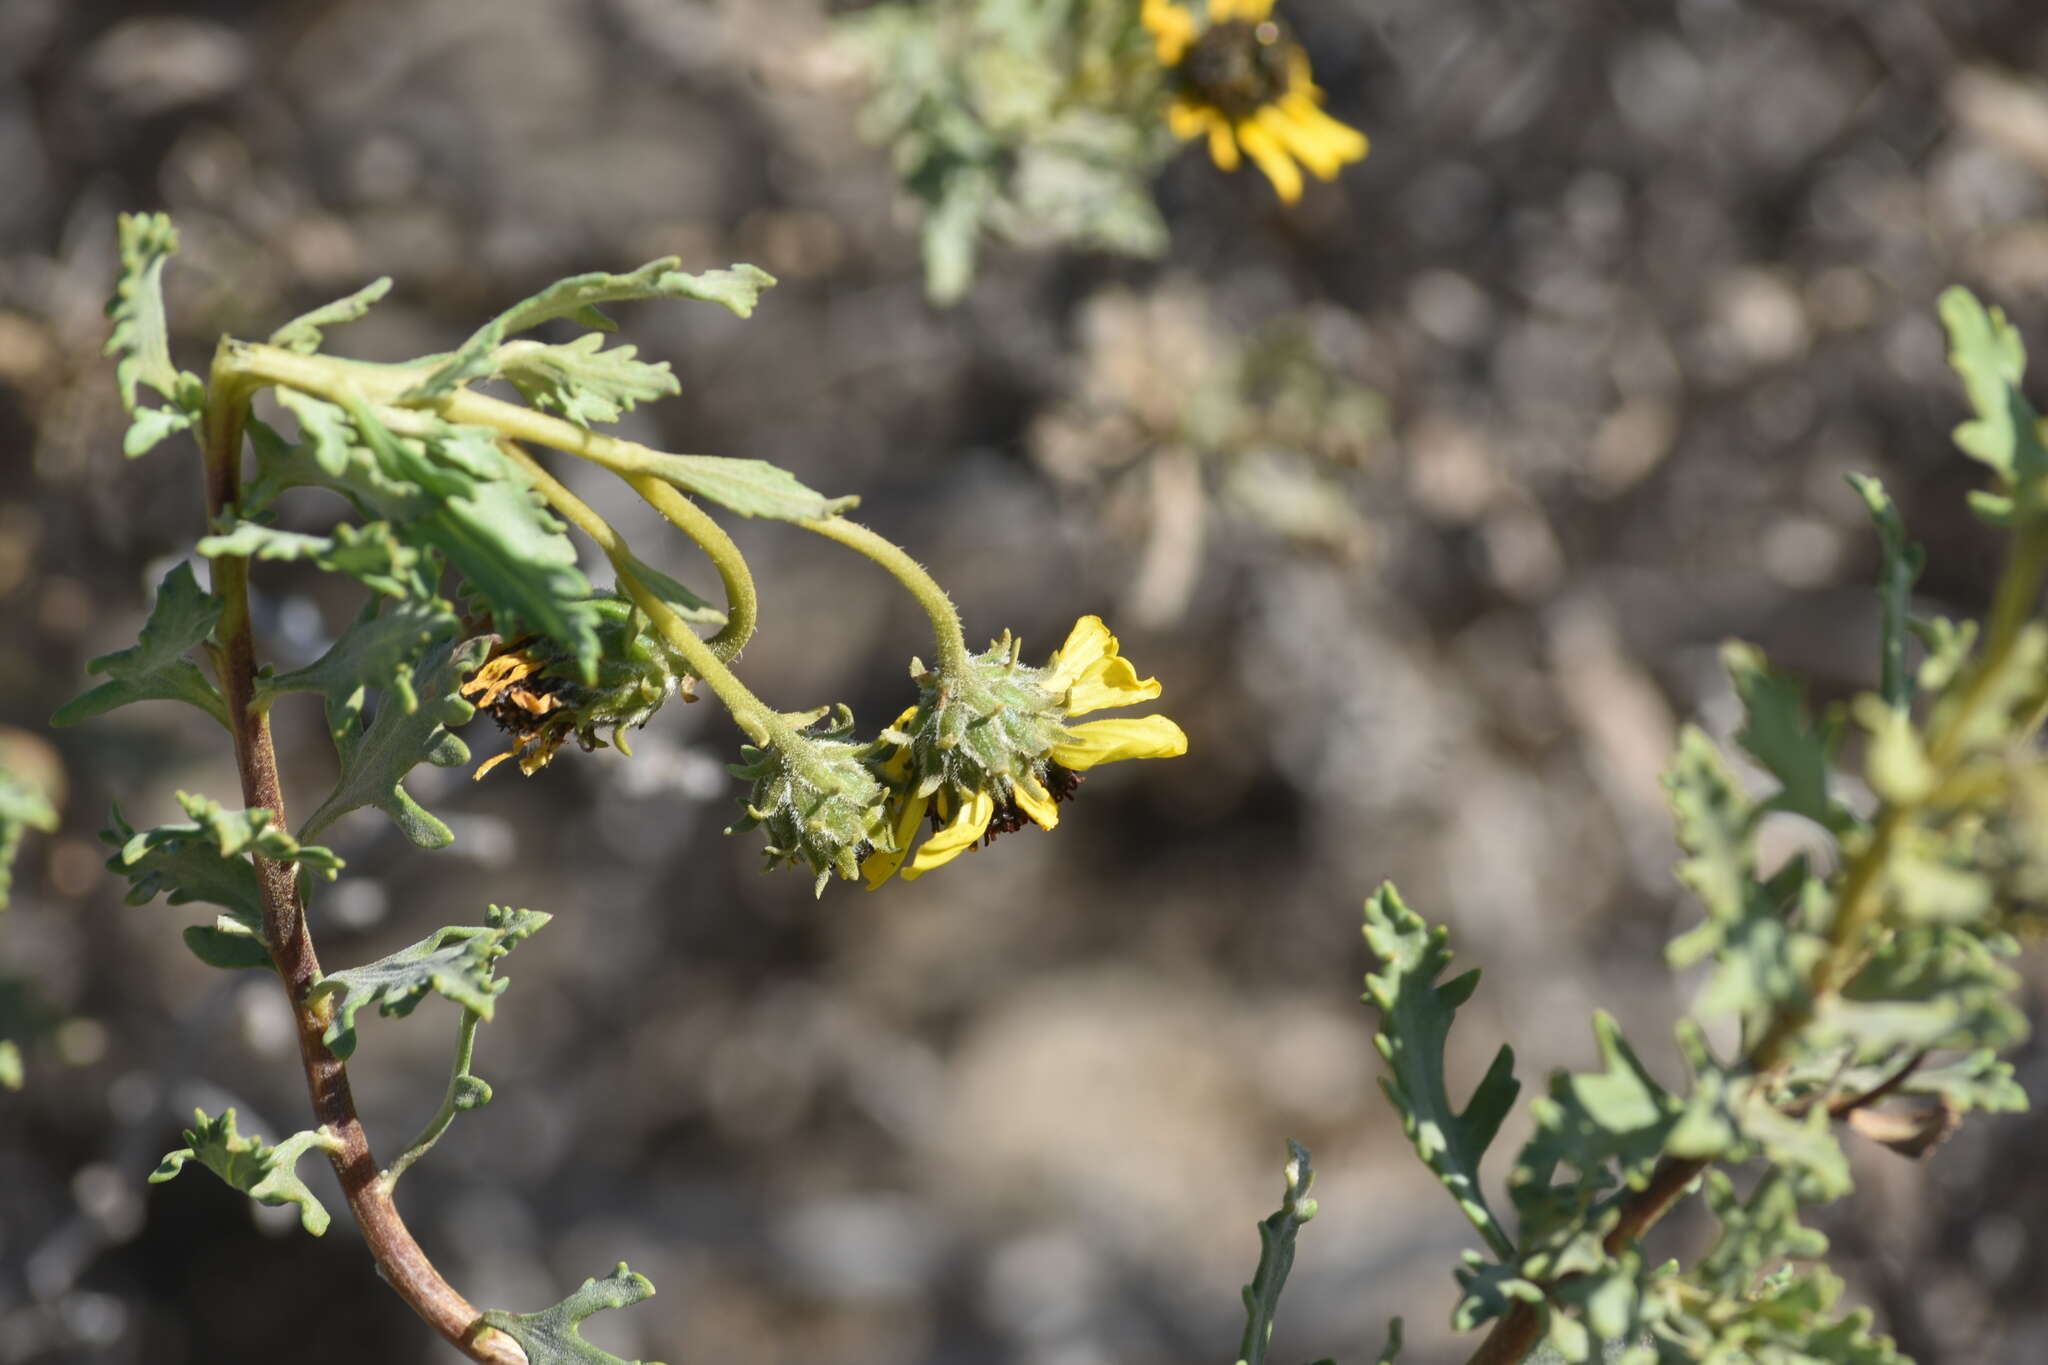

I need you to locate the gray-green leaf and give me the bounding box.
[150,1109,345,1235]
[631,452,859,522]
[103,212,206,456]
[477,1263,664,1365]
[498,335,681,428]
[51,563,229,731]
[1362,883,1520,1260]
[405,258,774,402]
[269,277,394,354]
[306,905,549,1059]
[0,765,60,912]
[299,635,487,849]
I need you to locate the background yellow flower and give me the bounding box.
[1144,0,1369,203]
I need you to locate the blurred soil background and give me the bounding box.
[4,0,2048,1362]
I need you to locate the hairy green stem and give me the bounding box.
[197,353,524,1365]
[798,515,971,681]
[497,442,802,752]
[622,472,756,662]
[384,1009,484,1190]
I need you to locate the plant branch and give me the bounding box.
[1462,515,2048,1365]
[385,1008,486,1189]
[197,357,524,1365]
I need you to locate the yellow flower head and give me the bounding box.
[1142,0,1368,205]
[861,615,1188,887]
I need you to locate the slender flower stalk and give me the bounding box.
[496,442,791,750]
[624,471,757,662]
[799,515,971,681]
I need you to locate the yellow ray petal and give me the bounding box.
[1050,716,1190,770]
[1140,0,1196,65]
[1013,776,1060,831]
[1168,95,1218,143]
[1235,118,1302,204]
[899,789,997,881]
[1064,653,1163,716]
[1256,106,1338,181]
[1206,118,1242,171]
[1274,95,1369,173]
[861,792,931,889]
[1043,615,1116,690]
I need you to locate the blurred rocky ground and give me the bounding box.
[3,0,2047,1362]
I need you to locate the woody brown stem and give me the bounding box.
[197,350,523,1365]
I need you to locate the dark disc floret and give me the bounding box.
[1180,19,1297,120]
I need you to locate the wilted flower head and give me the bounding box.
[462,596,694,778]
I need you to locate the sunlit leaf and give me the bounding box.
[103,212,205,456]
[1362,883,1519,1260]
[51,563,228,731]
[308,904,549,1059]
[476,1263,664,1365]
[150,1109,345,1235]
[299,635,487,848]
[0,765,59,912]
[405,259,774,402]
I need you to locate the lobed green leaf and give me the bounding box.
[476,1262,663,1365]
[268,277,394,354]
[405,258,774,403]
[1723,643,1846,830]
[106,794,340,909]
[103,212,206,456]
[51,563,229,731]
[629,451,860,522]
[1509,1013,1680,1242]
[1362,883,1520,1260]
[258,596,463,737]
[1939,286,2047,491]
[198,518,430,601]
[150,1109,345,1235]
[299,634,487,849]
[498,335,681,428]
[306,904,550,1059]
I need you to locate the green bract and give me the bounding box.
[727,705,895,894]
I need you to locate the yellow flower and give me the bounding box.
[1142,0,1368,205]
[861,616,1188,887]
